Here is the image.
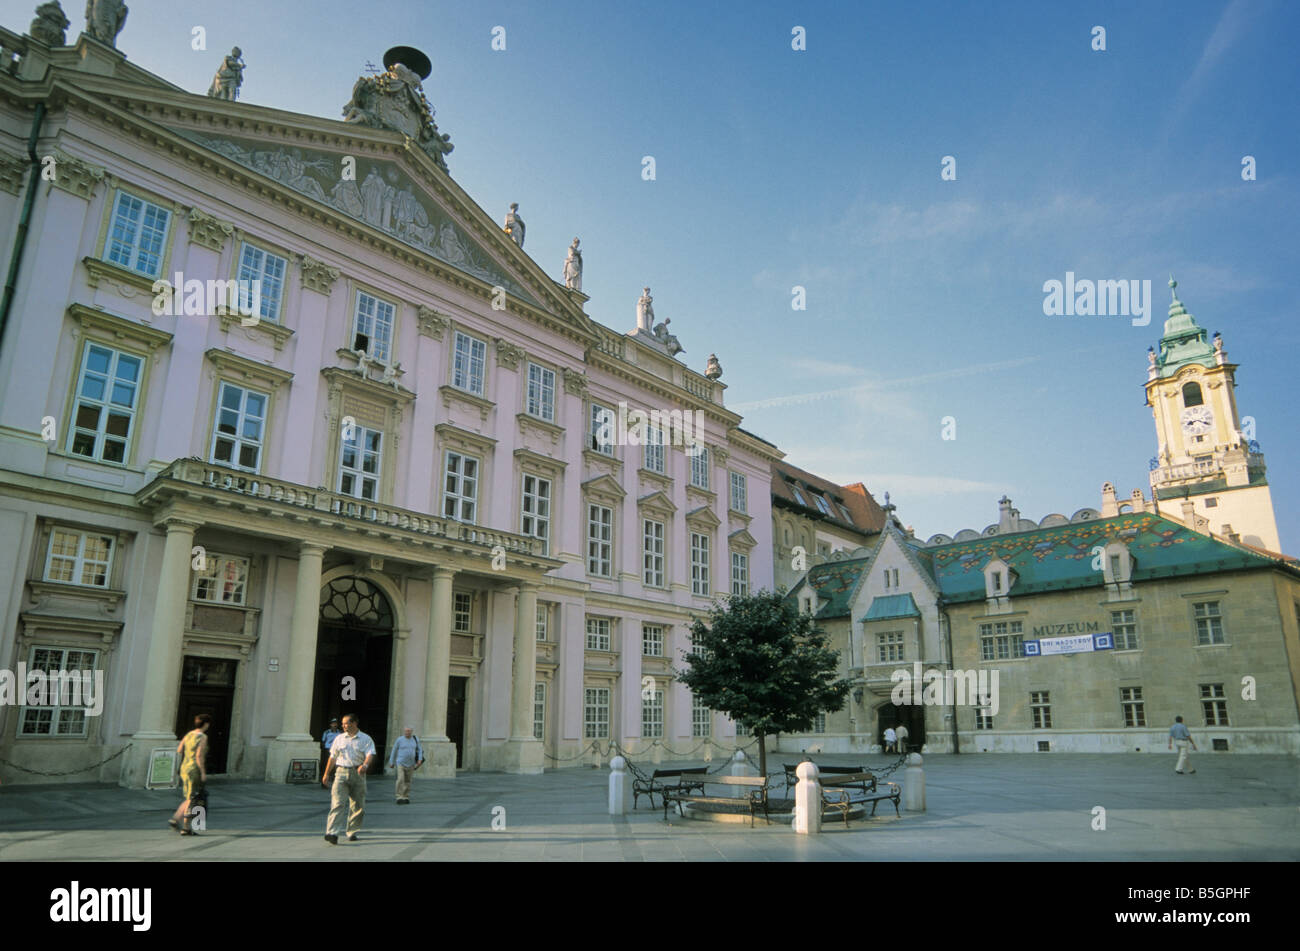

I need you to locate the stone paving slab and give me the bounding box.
[1,754,1297,861]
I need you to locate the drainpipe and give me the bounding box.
[0,100,47,361]
[943,604,960,754]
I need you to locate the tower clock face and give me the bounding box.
[1181,405,1214,435]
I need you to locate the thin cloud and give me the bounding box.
[1165,0,1262,132]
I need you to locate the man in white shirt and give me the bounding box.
[322,714,376,844]
[895,723,909,755]
[883,726,897,753]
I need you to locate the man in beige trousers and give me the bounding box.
[322,714,376,844]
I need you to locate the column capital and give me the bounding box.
[298,541,329,557]
[159,516,203,534]
[431,566,456,582]
[514,580,542,594]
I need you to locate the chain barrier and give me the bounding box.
[0,743,132,777]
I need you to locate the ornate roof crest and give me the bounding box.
[342,47,453,171]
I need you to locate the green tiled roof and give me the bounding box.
[1154,280,1216,375]
[929,511,1284,603]
[863,593,920,621]
[788,557,870,619]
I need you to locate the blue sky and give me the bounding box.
[24,0,1297,548]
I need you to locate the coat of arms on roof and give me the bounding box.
[342,47,453,172]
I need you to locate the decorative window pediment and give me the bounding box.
[728,528,758,551]
[68,303,173,353]
[582,473,625,505]
[638,490,676,518]
[685,505,721,530]
[205,348,293,393]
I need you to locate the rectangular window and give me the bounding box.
[236,242,287,323]
[587,504,613,577]
[44,527,114,588]
[979,621,1024,661]
[643,426,664,473]
[1193,601,1225,645]
[813,713,826,734]
[105,191,170,277]
[442,451,479,523]
[730,551,749,596]
[585,617,611,652]
[210,381,267,473]
[1109,553,1122,580]
[1111,609,1139,650]
[533,682,546,740]
[812,493,831,516]
[535,603,548,642]
[689,446,710,489]
[692,695,711,737]
[18,645,100,737]
[453,592,473,633]
[452,331,487,395]
[352,291,395,362]
[338,426,382,501]
[642,688,664,739]
[520,474,551,554]
[1030,691,1052,729]
[191,553,249,605]
[584,687,610,739]
[690,532,710,596]
[68,343,142,464]
[642,519,665,587]
[877,631,904,663]
[974,709,993,730]
[589,402,614,455]
[1120,686,1146,727]
[526,362,555,422]
[642,623,664,657]
[1200,683,1228,726]
[729,471,747,513]
[735,721,749,736]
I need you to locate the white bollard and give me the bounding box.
[902,752,925,812]
[608,756,633,815]
[792,761,822,834]
[730,749,756,799]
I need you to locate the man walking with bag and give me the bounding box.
[1168,716,1197,774]
[388,726,425,804]
[322,714,376,844]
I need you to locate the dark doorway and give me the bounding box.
[876,700,926,752]
[311,577,395,775]
[175,656,237,773]
[447,676,467,769]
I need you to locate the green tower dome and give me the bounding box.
[1154,277,1216,376]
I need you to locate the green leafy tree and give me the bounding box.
[677,590,850,778]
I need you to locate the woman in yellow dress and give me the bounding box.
[169,714,211,835]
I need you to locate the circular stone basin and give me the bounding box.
[679,796,867,824]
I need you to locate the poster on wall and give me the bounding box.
[1024,632,1114,656]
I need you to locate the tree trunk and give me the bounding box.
[758,733,767,779]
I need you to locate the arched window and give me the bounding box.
[1182,382,1203,407]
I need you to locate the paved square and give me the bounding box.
[2,754,1296,861]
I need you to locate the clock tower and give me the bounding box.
[1145,278,1281,552]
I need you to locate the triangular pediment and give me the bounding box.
[728,528,757,548]
[581,474,625,501]
[685,506,722,529]
[637,490,677,515]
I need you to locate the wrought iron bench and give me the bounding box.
[628,763,708,810]
[662,774,772,827]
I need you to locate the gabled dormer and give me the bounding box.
[983,556,1016,612]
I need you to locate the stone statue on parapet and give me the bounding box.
[503,203,525,248]
[563,238,582,291]
[705,353,722,380]
[342,51,454,172]
[84,0,126,47]
[652,317,683,356]
[207,47,245,101]
[31,1,70,46]
[636,287,654,332]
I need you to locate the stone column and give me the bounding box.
[124,518,201,787]
[420,566,456,778]
[266,541,328,782]
[501,582,543,774]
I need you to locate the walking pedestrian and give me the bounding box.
[170,714,210,835]
[388,726,424,804]
[1168,716,1197,774]
[883,726,897,753]
[895,723,910,755]
[322,714,376,844]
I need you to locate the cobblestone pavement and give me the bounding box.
[1,753,1297,861]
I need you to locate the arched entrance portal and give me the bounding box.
[311,576,394,774]
[875,699,926,753]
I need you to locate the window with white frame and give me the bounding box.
[642,519,665,587]
[690,531,710,596]
[236,242,287,323]
[642,623,664,657]
[642,687,664,738]
[352,291,395,362]
[1200,683,1228,725]
[1120,686,1146,727]
[1030,691,1052,729]
[191,553,249,605]
[587,504,613,576]
[585,617,611,652]
[979,620,1024,660]
[338,426,382,501]
[533,682,546,740]
[441,451,479,523]
[584,687,610,738]
[689,446,710,489]
[452,331,487,395]
[1111,609,1139,650]
[877,630,904,663]
[691,694,711,737]
[526,362,556,421]
[643,426,664,473]
[19,645,99,737]
[813,713,826,734]
[520,474,551,554]
[105,190,170,277]
[453,592,473,633]
[1193,601,1225,645]
[729,471,747,513]
[210,381,267,473]
[68,343,142,465]
[44,527,114,588]
[535,603,548,642]
[735,720,749,736]
[730,551,749,596]
[589,401,615,455]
